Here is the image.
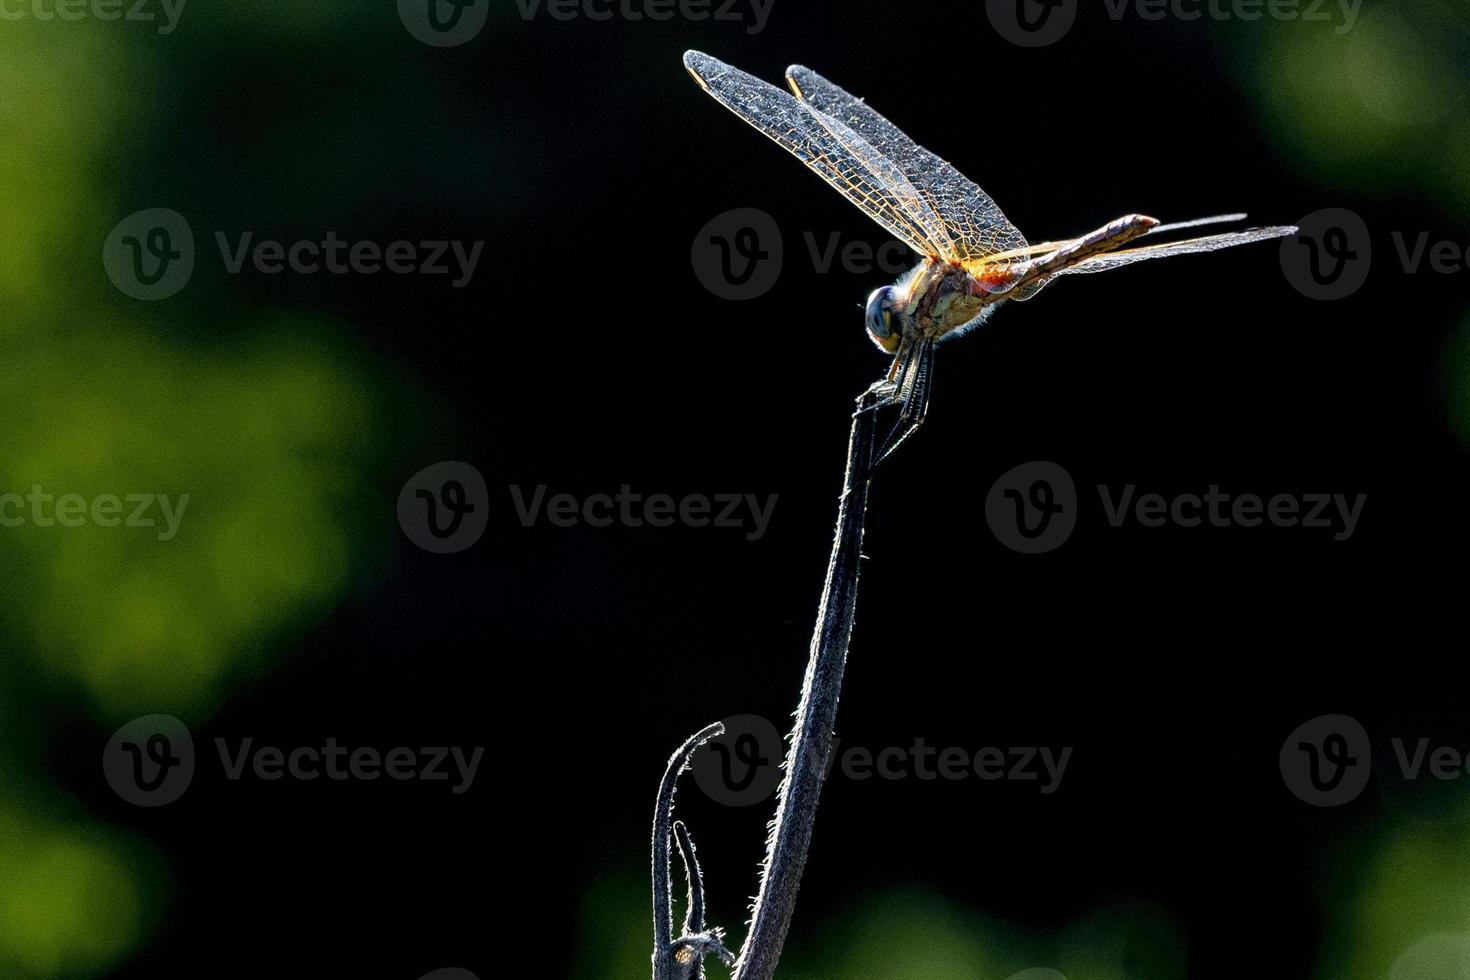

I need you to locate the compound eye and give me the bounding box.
[864,287,900,352]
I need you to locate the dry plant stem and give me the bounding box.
[653,722,726,980]
[732,389,880,980]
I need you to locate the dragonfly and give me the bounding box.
[684,50,1298,460]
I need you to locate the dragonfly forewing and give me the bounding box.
[684,51,952,259]
[785,65,1028,264]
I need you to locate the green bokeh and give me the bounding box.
[2,11,422,975]
[578,869,1189,980]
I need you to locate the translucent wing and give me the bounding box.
[982,214,1254,266]
[684,51,952,259]
[999,223,1297,303]
[1055,226,1298,275]
[785,64,1027,264]
[1147,213,1248,236]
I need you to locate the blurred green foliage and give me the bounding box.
[1237,0,1470,215]
[575,870,1188,980]
[1,7,416,975]
[0,799,162,980]
[1314,809,1470,980]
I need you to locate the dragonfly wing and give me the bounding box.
[786,64,1028,264]
[685,51,951,259]
[1145,213,1249,236]
[978,215,1253,266]
[1055,226,1299,274]
[1005,225,1298,302]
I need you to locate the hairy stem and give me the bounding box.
[732,390,880,980]
[653,722,726,980]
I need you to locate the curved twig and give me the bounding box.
[652,722,725,980]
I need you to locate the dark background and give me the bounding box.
[4,1,1470,978]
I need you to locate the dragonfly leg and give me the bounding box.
[855,338,916,416]
[876,339,933,463]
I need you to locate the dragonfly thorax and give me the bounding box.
[866,259,1002,352]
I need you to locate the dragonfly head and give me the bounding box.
[864,286,903,354]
